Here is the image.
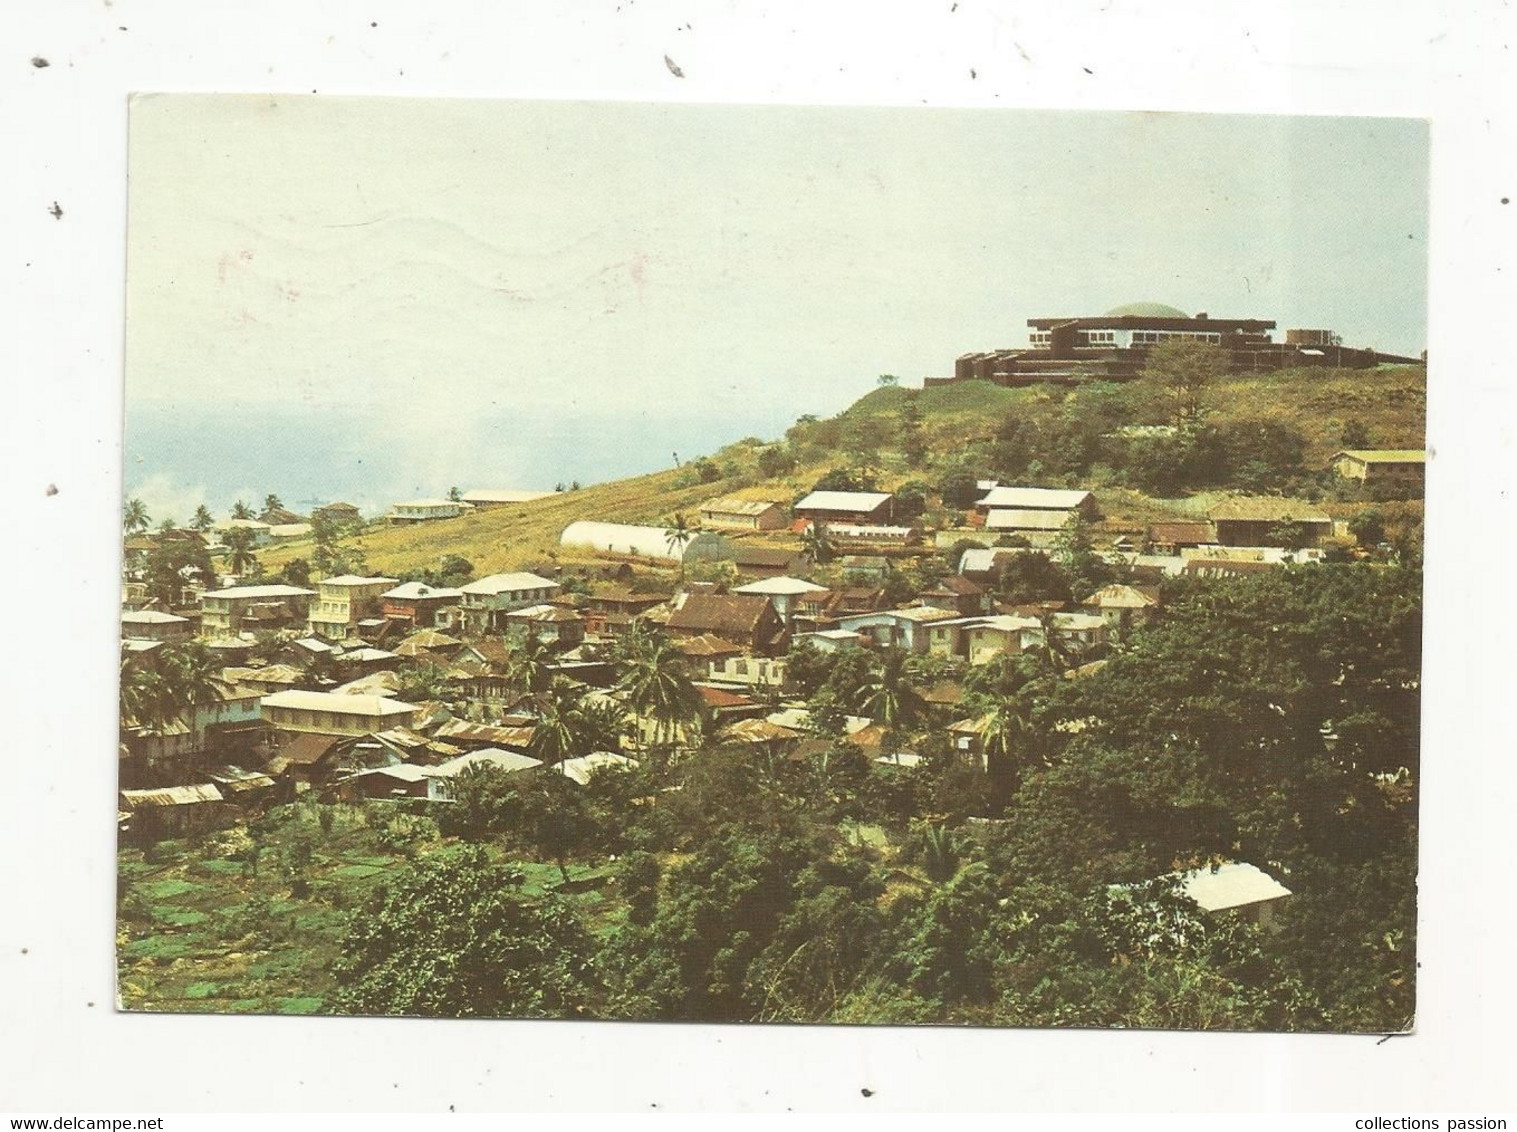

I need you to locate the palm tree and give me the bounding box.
[664,513,694,576]
[230,500,254,520]
[569,695,634,754]
[616,630,701,753]
[801,522,834,566]
[528,678,586,772]
[224,526,257,575]
[508,633,555,701]
[122,498,150,536]
[163,641,230,751]
[190,504,214,533]
[860,649,924,738]
[263,494,283,514]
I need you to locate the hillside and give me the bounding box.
[258,364,1425,577]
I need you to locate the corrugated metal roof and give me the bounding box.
[977,486,1092,510]
[733,576,828,596]
[382,581,464,601]
[262,690,418,715]
[430,749,544,777]
[200,584,315,601]
[700,497,785,516]
[120,783,224,807]
[461,572,559,595]
[1180,861,1293,912]
[793,490,892,512]
[559,751,638,785]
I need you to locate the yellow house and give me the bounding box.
[1330,449,1425,492]
[308,575,399,641]
[260,690,420,736]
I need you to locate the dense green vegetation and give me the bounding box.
[119,562,1420,1030]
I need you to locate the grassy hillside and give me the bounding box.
[259,364,1424,576]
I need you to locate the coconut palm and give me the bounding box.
[122,498,150,535]
[528,677,586,772]
[664,513,694,577]
[190,504,214,533]
[230,499,254,520]
[162,640,231,749]
[224,526,258,575]
[508,633,555,700]
[569,695,635,755]
[616,630,702,752]
[860,649,924,735]
[263,493,283,514]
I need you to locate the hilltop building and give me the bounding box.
[927,302,1422,388]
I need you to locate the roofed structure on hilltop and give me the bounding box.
[927,301,1423,387]
[1207,497,1332,547]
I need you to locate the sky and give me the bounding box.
[123,95,1429,517]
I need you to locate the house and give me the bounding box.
[459,572,561,634]
[460,488,553,509]
[121,610,193,642]
[557,751,639,786]
[1145,521,1216,554]
[836,606,960,653]
[792,490,894,526]
[560,521,730,563]
[695,685,770,725]
[792,628,869,653]
[957,546,1026,582]
[976,486,1098,520]
[334,763,435,801]
[961,614,1044,665]
[394,628,465,660]
[119,784,228,842]
[707,653,788,688]
[311,501,364,530]
[698,497,788,531]
[666,592,787,655]
[387,499,469,524]
[918,574,991,617]
[1330,449,1426,493]
[423,749,544,799]
[380,580,465,629]
[727,544,813,579]
[983,509,1078,538]
[503,604,587,650]
[1177,860,1293,929]
[199,584,316,638]
[260,689,420,736]
[672,634,748,677]
[267,523,314,545]
[258,505,306,526]
[823,522,919,545]
[1082,584,1161,632]
[308,575,400,641]
[732,576,829,625]
[837,555,891,583]
[1208,498,1332,547]
[431,718,539,752]
[212,518,274,548]
[580,587,670,637]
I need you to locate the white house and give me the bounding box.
[732,576,828,625]
[388,499,470,524]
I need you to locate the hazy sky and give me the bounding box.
[123,95,1428,514]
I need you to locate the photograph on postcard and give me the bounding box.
[117,95,1425,1030]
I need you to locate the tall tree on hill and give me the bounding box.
[508,633,556,700]
[861,650,925,753]
[190,504,214,533]
[164,640,230,750]
[263,493,283,514]
[224,526,258,575]
[230,499,254,520]
[1140,338,1230,430]
[528,677,587,772]
[122,498,150,536]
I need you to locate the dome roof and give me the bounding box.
[1103,301,1191,319]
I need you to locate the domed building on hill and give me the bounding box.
[929,301,1422,388]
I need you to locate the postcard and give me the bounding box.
[118,95,1426,1031]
